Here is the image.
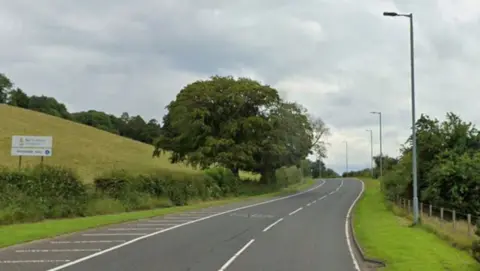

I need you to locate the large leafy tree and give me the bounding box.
[154,75,314,183]
[0,73,13,103]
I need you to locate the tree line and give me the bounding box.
[342,155,399,178]
[380,113,480,217]
[0,73,161,145]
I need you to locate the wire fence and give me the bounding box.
[393,197,479,244]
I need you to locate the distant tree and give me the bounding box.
[0,73,13,103]
[28,95,71,119]
[308,114,330,159]
[7,88,29,108]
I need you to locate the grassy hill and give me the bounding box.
[0,104,198,182]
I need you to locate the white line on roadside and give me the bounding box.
[154,218,193,221]
[345,180,365,271]
[108,228,163,231]
[312,200,317,203]
[329,191,336,195]
[319,195,327,200]
[16,249,101,253]
[262,218,283,232]
[0,260,70,264]
[51,240,125,244]
[289,207,303,216]
[48,180,326,271]
[82,233,146,236]
[306,203,311,206]
[218,239,255,271]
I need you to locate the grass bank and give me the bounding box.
[353,178,479,271]
[0,178,315,248]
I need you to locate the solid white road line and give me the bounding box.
[51,240,125,244]
[142,221,178,225]
[262,218,283,232]
[345,180,365,271]
[16,249,101,253]
[288,207,303,216]
[218,239,255,271]
[47,180,326,271]
[135,223,176,226]
[0,260,70,264]
[82,233,146,236]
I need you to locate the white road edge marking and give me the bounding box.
[345,180,365,271]
[0,260,70,264]
[262,218,283,232]
[108,228,163,231]
[82,233,146,236]
[288,207,303,216]
[306,203,311,206]
[312,200,317,203]
[329,191,336,195]
[319,195,327,200]
[218,239,255,271]
[47,180,326,271]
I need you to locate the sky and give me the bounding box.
[1,0,480,174]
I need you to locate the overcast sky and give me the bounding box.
[1,0,479,174]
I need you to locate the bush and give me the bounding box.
[0,165,88,221]
[472,219,480,262]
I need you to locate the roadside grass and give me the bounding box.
[0,105,258,182]
[353,178,479,271]
[0,178,315,248]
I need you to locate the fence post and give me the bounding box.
[429,204,432,217]
[452,210,456,231]
[467,214,471,236]
[440,208,444,226]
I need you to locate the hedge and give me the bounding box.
[0,164,306,225]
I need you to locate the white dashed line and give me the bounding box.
[345,180,365,271]
[0,260,70,264]
[82,233,146,236]
[48,180,326,271]
[306,203,311,207]
[139,222,178,226]
[319,195,327,200]
[16,249,101,253]
[50,240,125,244]
[262,218,283,232]
[108,228,163,231]
[218,239,255,271]
[329,191,336,195]
[289,207,303,216]
[312,200,317,203]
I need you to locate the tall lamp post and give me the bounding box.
[383,11,419,224]
[370,111,383,177]
[343,140,348,174]
[366,129,373,177]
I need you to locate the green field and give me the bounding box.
[353,178,479,271]
[0,104,255,181]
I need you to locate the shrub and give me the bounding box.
[0,165,88,220]
[472,219,480,262]
[204,168,240,196]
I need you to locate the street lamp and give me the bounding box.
[383,11,419,225]
[343,140,348,174]
[366,129,373,177]
[370,111,383,177]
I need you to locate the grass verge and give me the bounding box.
[0,178,315,248]
[353,178,479,271]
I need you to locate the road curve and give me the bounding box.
[0,178,363,271]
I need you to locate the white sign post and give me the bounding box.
[11,136,53,167]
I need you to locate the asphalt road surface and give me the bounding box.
[0,178,364,271]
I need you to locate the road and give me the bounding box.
[0,178,364,271]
